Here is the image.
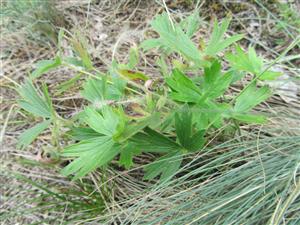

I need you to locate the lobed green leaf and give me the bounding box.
[144,151,183,182]
[205,18,243,56]
[130,127,181,153]
[119,143,141,169]
[234,83,272,112]
[226,45,282,80]
[17,119,51,149]
[61,137,119,180]
[18,80,52,118]
[83,106,119,136]
[141,13,207,67]
[166,69,202,103]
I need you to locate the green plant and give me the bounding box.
[17,12,282,182]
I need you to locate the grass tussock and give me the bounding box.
[104,135,300,224]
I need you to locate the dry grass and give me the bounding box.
[1,0,299,224]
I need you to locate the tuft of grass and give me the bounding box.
[102,135,300,225]
[0,168,107,224]
[1,0,68,43]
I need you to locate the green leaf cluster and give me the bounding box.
[226,46,282,80]
[17,80,54,149]
[17,11,279,182]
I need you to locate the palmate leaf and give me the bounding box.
[205,18,243,57]
[63,113,162,177]
[61,106,123,179]
[231,83,271,124]
[61,136,120,180]
[81,77,124,104]
[81,78,105,103]
[193,101,229,130]
[61,136,112,158]
[226,45,282,80]
[144,151,183,181]
[18,80,52,118]
[188,130,206,152]
[69,127,102,141]
[175,105,205,152]
[234,83,272,112]
[126,106,206,182]
[166,69,202,103]
[114,112,160,143]
[226,45,261,75]
[175,106,192,148]
[83,106,119,136]
[119,143,141,169]
[130,127,181,153]
[141,13,207,67]
[17,119,51,149]
[202,60,233,100]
